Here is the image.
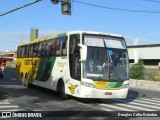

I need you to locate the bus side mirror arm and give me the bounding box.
[78,44,87,62]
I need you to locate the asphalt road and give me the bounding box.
[0,68,160,120]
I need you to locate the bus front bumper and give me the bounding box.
[80,85,129,99]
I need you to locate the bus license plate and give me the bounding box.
[105,92,112,95]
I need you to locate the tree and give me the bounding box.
[130,59,144,79]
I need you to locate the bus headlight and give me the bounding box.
[121,84,129,89]
[81,81,95,88]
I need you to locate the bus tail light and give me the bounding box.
[81,81,95,88]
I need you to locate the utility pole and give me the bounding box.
[51,0,71,15]
[0,0,42,17]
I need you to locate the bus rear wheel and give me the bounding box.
[21,75,25,86]
[22,75,29,88]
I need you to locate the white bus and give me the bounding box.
[16,31,129,99]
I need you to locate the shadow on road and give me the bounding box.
[72,88,143,105]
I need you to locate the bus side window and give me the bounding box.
[62,37,67,55]
[29,45,33,57]
[41,43,45,56]
[38,42,45,56]
[18,47,22,58]
[46,42,52,56]
[26,45,30,57]
[33,43,39,57]
[21,46,26,58]
[51,40,56,56]
[56,39,61,55]
[38,43,42,56]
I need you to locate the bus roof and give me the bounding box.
[18,30,123,46]
[67,31,123,38]
[18,32,66,46]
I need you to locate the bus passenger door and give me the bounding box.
[68,34,81,96]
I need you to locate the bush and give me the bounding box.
[130,59,145,79]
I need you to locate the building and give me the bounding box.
[127,44,160,69]
[0,51,17,67]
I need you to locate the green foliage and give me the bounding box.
[130,59,145,79]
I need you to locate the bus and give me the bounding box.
[16,31,129,99]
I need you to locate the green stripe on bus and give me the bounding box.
[108,82,117,88]
[114,82,124,88]
[36,56,56,81]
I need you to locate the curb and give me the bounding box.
[129,79,160,91]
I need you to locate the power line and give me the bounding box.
[74,0,160,14]
[0,0,42,17]
[0,5,52,28]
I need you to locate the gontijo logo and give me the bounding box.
[68,84,78,94]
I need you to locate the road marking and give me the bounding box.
[152,98,160,101]
[78,102,110,111]
[104,102,154,111]
[111,99,160,110]
[0,100,10,104]
[0,109,23,111]
[127,98,160,106]
[139,98,160,103]
[0,105,19,108]
[101,107,113,111]
[100,103,133,111]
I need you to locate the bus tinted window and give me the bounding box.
[50,37,67,56]
[33,43,39,57]
[22,46,26,57]
[56,39,61,55]
[28,45,33,57]
[46,40,52,56]
[51,40,57,56]
[17,47,22,58]
[17,36,67,57]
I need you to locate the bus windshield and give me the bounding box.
[83,35,129,81]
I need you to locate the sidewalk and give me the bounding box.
[129,79,160,91]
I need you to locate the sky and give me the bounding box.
[0,0,160,51]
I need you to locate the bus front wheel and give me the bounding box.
[58,81,68,99]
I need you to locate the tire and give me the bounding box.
[21,75,25,86]
[59,82,68,100]
[24,75,30,88]
[22,75,29,88]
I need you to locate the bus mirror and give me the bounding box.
[79,44,87,62]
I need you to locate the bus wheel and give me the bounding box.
[22,75,25,86]
[58,81,68,99]
[25,75,30,88]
